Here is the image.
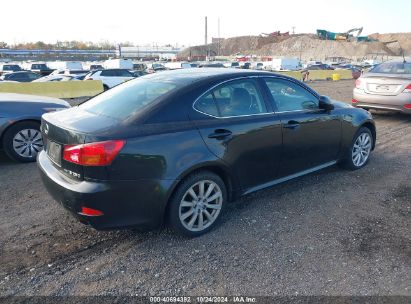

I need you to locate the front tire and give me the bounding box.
[168,171,227,237]
[2,121,43,163]
[340,127,373,170]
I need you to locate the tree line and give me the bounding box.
[0,40,136,50]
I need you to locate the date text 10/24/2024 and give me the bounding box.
[149,296,257,303]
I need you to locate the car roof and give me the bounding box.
[0,93,68,106]
[141,68,287,84]
[7,71,36,74]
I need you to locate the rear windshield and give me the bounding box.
[81,78,178,120]
[3,65,21,71]
[370,62,411,74]
[32,64,48,70]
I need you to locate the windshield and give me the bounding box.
[370,62,411,74]
[81,78,178,120]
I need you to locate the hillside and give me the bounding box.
[179,33,411,61]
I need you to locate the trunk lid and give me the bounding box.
[362,73,411,96]
[41,107,120,181]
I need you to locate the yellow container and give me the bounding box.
[332,73,341,81]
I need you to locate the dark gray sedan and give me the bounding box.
[0,93,70,162]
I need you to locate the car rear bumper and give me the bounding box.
[37,150,174,230]
[353,89,411,114]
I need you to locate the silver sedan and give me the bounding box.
[353,60,411,114]
[0,93,69,162]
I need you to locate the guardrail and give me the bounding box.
[0,80,104,98]
[277,69,353,81]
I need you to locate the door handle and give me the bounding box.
[284,120,300,130]
[208,129,232,139]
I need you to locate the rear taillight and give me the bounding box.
[352,99,358,103]
[63,140,125,166]
[355,79,362,89]
[403,84,411,93]
[80,207,104,216]
[404,104,411,109]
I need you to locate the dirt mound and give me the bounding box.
[369,33,411,56]
[254,35,397,61]
[178,35,289,58]
[179,33,411,61]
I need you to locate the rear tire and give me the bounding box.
[2,121,42,163]
[340,127,373,170]
[168,171,227,237]
[103,84,109,91]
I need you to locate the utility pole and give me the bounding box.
[205,16,208,46]
[218,17,220,56]
[205,16,208,60]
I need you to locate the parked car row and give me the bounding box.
[0,68,149,85]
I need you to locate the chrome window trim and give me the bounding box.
[275,109,320,114]
[192,75,322,118]
[192,76,274,119]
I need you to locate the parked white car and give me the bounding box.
[49,69,88,76]
[48,61,83,71]
[269,58,301,71]
[33,75,80,82]
[84,69,135,90]
[164,62,194,70]
[103,58,134,70]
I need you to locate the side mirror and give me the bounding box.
[319,95,334,111]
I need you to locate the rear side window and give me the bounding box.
[116,70,132,77]
[100,70,116,76]
[194,79,267,118]
[264,78,318,112]
[81,78,178,120]
[195,93,219,117]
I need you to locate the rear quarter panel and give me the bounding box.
[104,122,222,181]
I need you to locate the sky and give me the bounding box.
[1,0,410,47]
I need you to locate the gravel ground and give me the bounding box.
[0,80,410,296]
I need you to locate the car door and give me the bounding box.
[190,78,283,191]
[9,73,26,82]
[262,77,341,177]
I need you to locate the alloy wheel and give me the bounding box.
[12,129,43,158]
[352,132,371,167]
[179,180,223,232]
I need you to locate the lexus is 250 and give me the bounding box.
[38,69,376,236]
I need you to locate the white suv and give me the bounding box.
[84,69,135,90]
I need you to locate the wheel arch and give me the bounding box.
[162,163,237,223]
[360,121,376,150]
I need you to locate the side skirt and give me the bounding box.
[243,161,337,195]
